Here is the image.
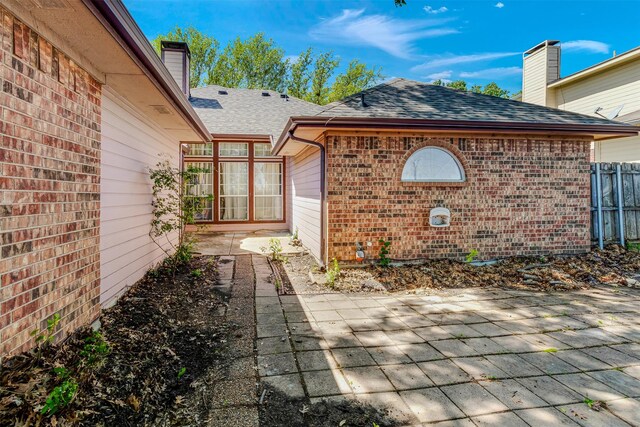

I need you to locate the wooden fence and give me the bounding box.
[591,162,640,247]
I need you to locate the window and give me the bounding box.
[219,142,248,157]
[219,162,249,221]
[254,143,278,158]
[184,162,213,221]
[254,163,283,220]
[188,143,213,157]
[401,147,465,182]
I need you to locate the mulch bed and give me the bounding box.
[0,256,233,426]
[331,245,640,293]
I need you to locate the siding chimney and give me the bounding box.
[521,40,560,106]
[161,41,191,98]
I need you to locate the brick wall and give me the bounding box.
[326,133,592,262]
[0,8,102,355]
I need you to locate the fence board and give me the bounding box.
[591,162,640,245]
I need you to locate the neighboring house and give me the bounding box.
[179,73,637,265]
[520,40,640,162]
[0,0,210,355]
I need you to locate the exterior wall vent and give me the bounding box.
[218,90,228,95]
[262,91,270,97]
[429,207,451,227]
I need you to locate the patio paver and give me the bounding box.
[249,255,640,425]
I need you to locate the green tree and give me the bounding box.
[287,48,314,99]
[446,80,468,91]
[208,33,288,91]
[152,26,218,88]
[329,60,383,102]
[308,51,339,105]
[482,82,510,98]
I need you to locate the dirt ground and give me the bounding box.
[311,245,640,294]
[0,256,233,427]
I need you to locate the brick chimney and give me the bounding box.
[522,40,560,106]
[161,41,191,98]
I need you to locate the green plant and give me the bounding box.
[465,249,479,263]
[178,367,187,379]
[292,227,299,241]
[30,313,61,347]
[41,368,78,416]
[378,238,392,267]
[80,331,110,367]
[261,237,284,261]
[543,348,558,353]
[191,268,203,278]
[626,241,640,252]
[274,277,282,290]
[149,159,213,272]
[583,397,594,408]
[325,258,340,287]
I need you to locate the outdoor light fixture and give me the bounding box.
[430,207,451,227]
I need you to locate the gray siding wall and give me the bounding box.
[290,146,322,262]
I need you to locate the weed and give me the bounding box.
[31,313,61,347]
[41,371,78,416]
[486,375,497,381]
[80,332,110,366]
[274,277,282,290]
[583,397,594,408]
[465,249,479,263]
[191,268,203,278]
[178,367,187,379]
[453,333,466,339]
[261,238,284,261]
[79,331,110,367]
[613,367,623,372]
[378,238,392,267]
[292,227,299,241]
[626,241,640,252]
[543,348,558,353]
[325,258,340,288]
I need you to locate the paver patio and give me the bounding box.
[252,255,640,426]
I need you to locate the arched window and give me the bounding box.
[401,147,465,182]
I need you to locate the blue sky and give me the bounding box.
[125,0,640,93]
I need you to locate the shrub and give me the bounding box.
[261,238,284,261]
[465,249,479,263]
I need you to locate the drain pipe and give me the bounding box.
[287,130,327,265]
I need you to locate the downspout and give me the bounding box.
[287,130,327,266]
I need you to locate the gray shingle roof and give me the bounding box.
[316,78,629,128]
[189,85,323,137]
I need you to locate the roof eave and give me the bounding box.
[274,116,639,154]
[83,0,211,142]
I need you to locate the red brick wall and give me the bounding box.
[0,8,102,355]
[326,133,592,262]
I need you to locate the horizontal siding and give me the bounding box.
[594,136,640,163]
[555,60,640,115]
[163,50,184,91]
[100,88,180,307]
[290,146,322,262]
[522,48,548,105]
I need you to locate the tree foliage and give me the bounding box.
[153,27,383,105]
[432,78,510,98]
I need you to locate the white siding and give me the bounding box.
[555,59,640,162]
[163,50,184,92]
[100,88,180,306]
[290,146,322,262]
[522,48,549,105]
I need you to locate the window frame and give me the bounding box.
[182,140,286,224]
[401,146,466,183]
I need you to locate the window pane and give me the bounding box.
[219,142,248,157]
[219,162,248,220]
[401,147,465,182]
[254,143,277,157]
[254,162,283,220]
[188,143,213,157]
[184,161,213,221]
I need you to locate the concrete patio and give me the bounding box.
[252,257,640,426]
[192,230,305,256]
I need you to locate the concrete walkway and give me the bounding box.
[193,230,305,256]
[254,257,640,426]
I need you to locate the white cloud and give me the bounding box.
[562,40,609,54]
[427,70,453,80]
[424,5,448,14]
[495,2,505,8]
[309,9,458,59]
[285,55,300,64]
[411,52,519,73]
[460,66,522,79]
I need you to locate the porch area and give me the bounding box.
[192,230,306,256]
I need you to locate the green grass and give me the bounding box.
[543,348,558,353]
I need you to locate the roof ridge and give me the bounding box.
[316,77,406,116]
